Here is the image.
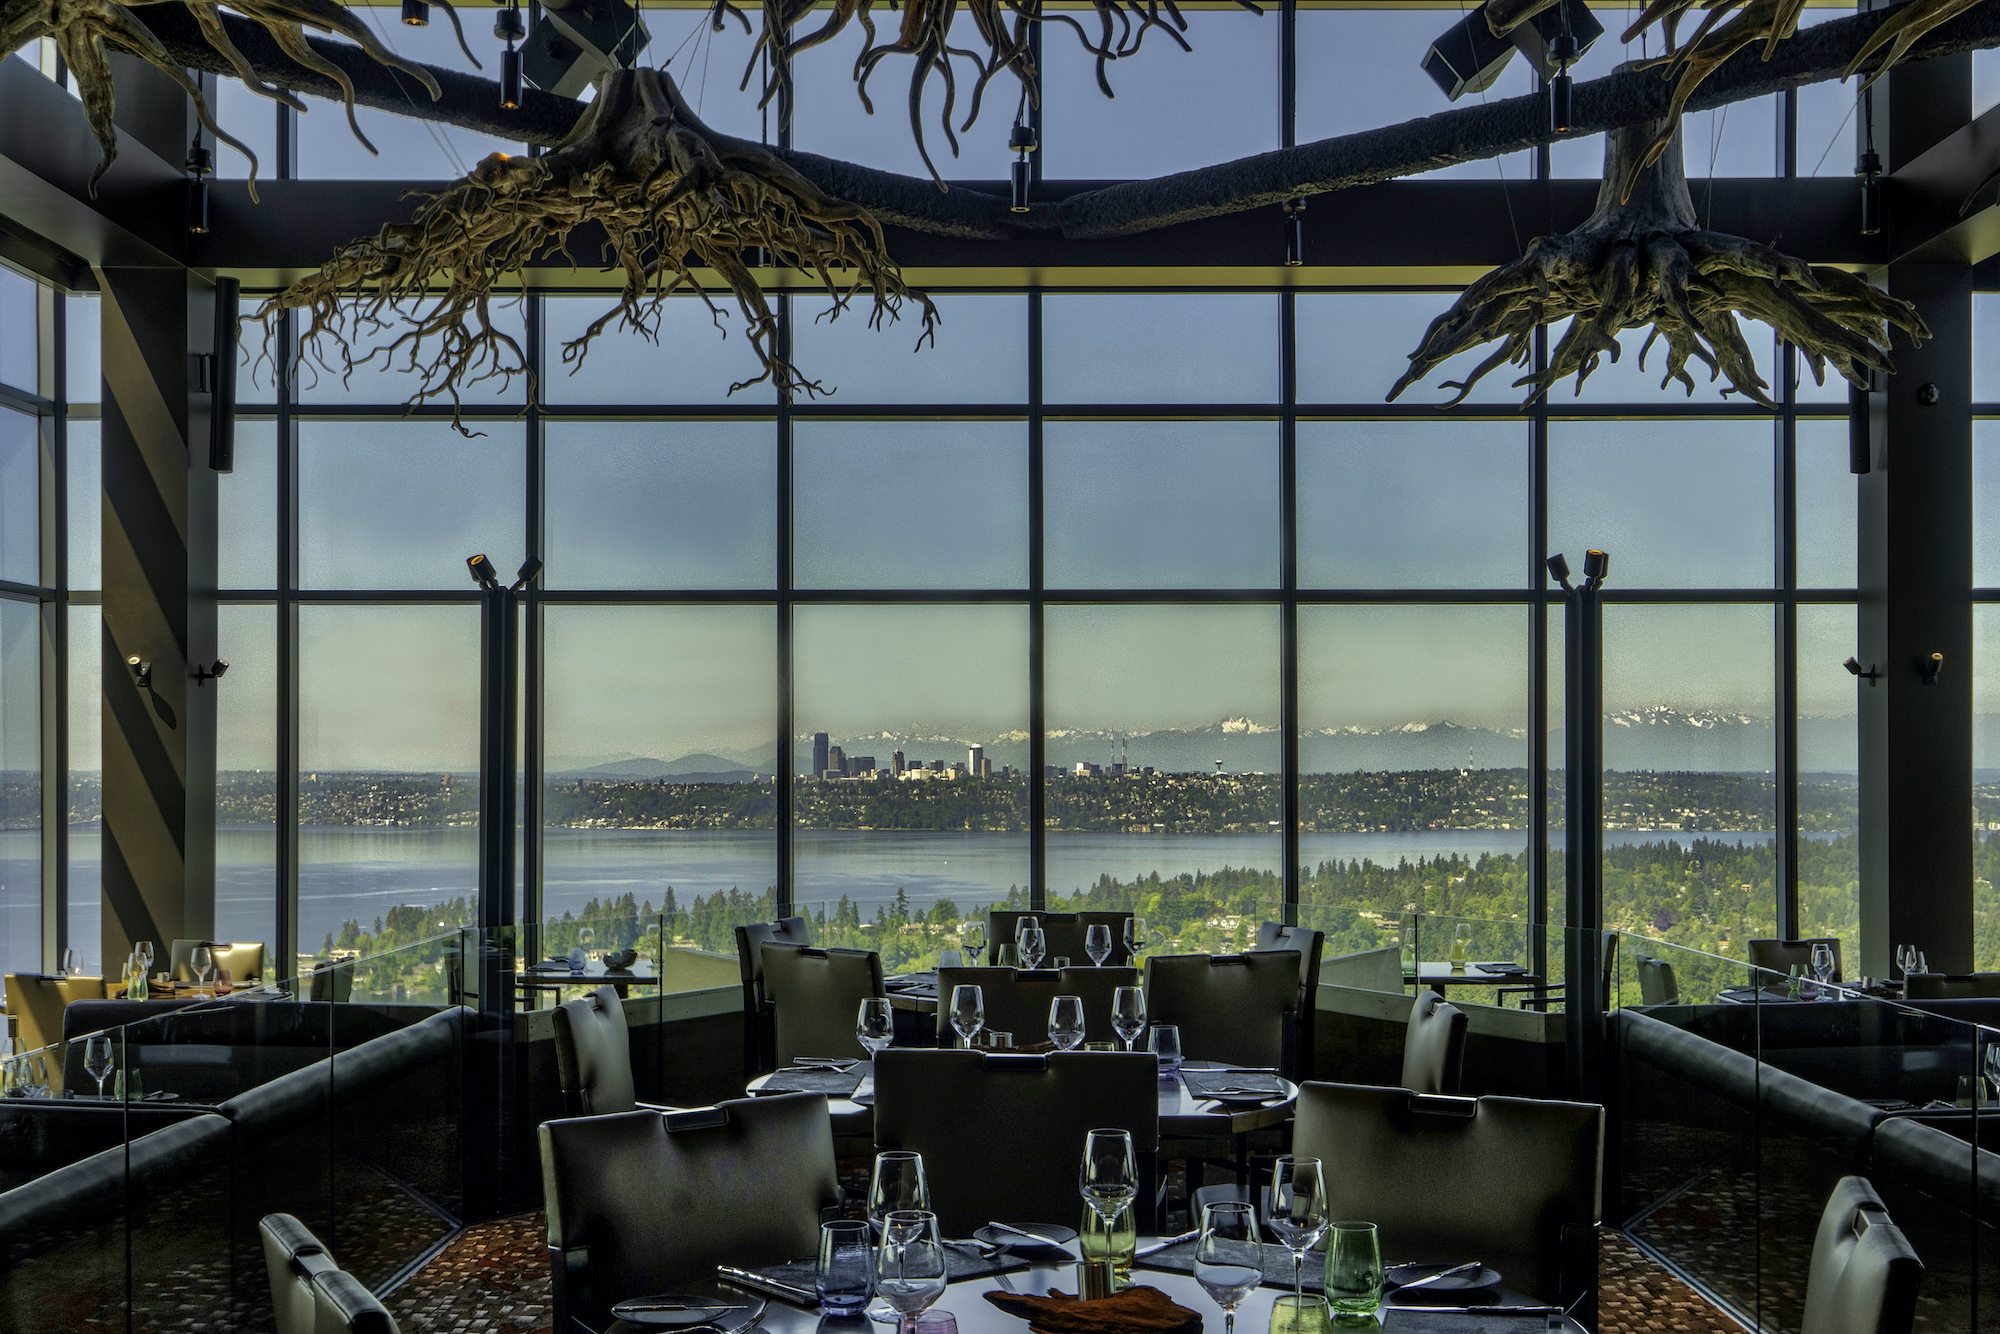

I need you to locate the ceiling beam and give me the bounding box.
[1888,101,2000,263]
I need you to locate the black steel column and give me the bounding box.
[1528,326,1550,985]
[1777,349,1801,939]
[1028,290,1046,911]
[40,283,68,971]
[477,579,519,933]
[776,296,794,918]
[1557,551,1607,1102]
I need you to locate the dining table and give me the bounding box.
[517,961,663,1000]
[1404,963,1543,997]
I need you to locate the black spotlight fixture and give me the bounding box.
[468,553,501,588]
[127,656,153,689]
[496,3,526,109]
[1920,651,1945,686]
[1843,657,1883,685]
[185,134,214,234]
[1581,548,1609,588]
[1009,118,1037,214]
[1545,552,1572,590]
[1858,91,1882,236]
[1284,199,1306,267]
[193,660,230,687]
[403,0,430,24]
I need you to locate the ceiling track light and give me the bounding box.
[496,4,526,109]
[1857,149,1883,237]
[1284,199,1306,267]
[403,0,430,24]
[1009,120,1037,214]
[1547,33,1577,133]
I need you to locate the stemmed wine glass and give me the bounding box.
[1811,943,1836,998]
[1263,1156,1330,1308]
[951,985,985,1049]
[875,1210,947,1334]
[962,921,986,965]
[1019,924,1046,970]
[1080,1128,1139,1224]
[1894,944,1916,980]
[191,945,214,993]
[1124,918,1146,961]
[135,941,155,978]
[60,948,80,978]
[83,1035,113,1100]
[858,998,895,1057]
[1048,995,1085,1051]
[1085,925,1113,967]
[1111,987,1146,1051]
[1015,917,1037,957]
[1195,1201,1262,1334]
[868,1155,931,1325]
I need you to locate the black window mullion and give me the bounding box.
[1530,323,1551,979]
[276,317,300,981]
[1281,291,1299,928]
[1778,344,1801,937]
[43,286,68,973]
[1029,290,1046,912]
[522,299,546,943]
[776,295,795,920]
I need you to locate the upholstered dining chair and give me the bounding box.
[1401,991,1467,1095]
[170,939,265,983]
[1143,951,1302,1072]
[260,1213,400,1334]
[931,965,1141,1047]
[1904,972,2000,1000]
[1801,1177,1921,1334]
[308,960,355,1003]
[3,973,106,1094]
[1293,1082,1602,1318]
[1254,922,1326,1079]
[1636,957,1682,1006]
[759,943,885,1066]
[540,1093,841,1334]
[988,911,1135,968]
[734,916,812,1075]
[552,985,673,1116]
[873,1049,1159,1237]
[1748,937,1843,985]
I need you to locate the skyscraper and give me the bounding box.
[892,750,905,774]
[813,732,829,778]
[968,745,983,777]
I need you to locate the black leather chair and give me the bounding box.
[1501,930,1618,1013]
[1143,951,1301,1071]
[1802,1178,1922,1334]
[760,943,885,1066]
[260,1213,400,1334]
[932,965,1140,1047]
[1636,956,1681,1006]
[734,917,812,1075]
[552,985,671,1116]
[539,1094,842,1334]
[1254,922,1325,1079]
[1749,937,1843,985]
[1294,1082,1602,1315]
[989,911,1134,968]
[1902,972,2000,1000]
[309,960,355,1002]
[1401,991,1467,1095]
[873,1049,1158,1236]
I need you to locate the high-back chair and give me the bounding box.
[3,974,106,1094]
[1802,1177,1922,1334]
[540,1094,841,1334]
[170,939,266,983]
[308,960,355,1003]
[1749,937,1843,985]
[552,985,673,1116]
[1636,957,1681,1006]
[759,943,885,1066]
[1144,951,1302,1072]
[1401,992,1467,1095]
[989,911,1135,968]
[1294,1083,1602,1314]
[1254,922,1326,1078]
[260,1213,401,1334]
[1904,972,2000,1000]
[734,917,812,1075]
[932,965,1141,1047]
[873,1049,1159,1236]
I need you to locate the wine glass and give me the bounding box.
[1080,1128,1139,1223]
[61,948,80,978]
[875,1210,947,1334]
[1015,916,1037,954]
[1019,924,1046,971]
[1049,995,1086,1050]
[83,1035,113,1099]
[1125,918,1147,960]
[869,1151,931,1228]
[1323,1222,1382,1317]
[951,985,985,1049]
[191,945,214,993]
[858,998,895,1057]
[1111,986,1146,1051]
[1263,1156,1330,1307]
[1086,925,1113,967]
[1148,1023,1183,1073]
[1450,922,1472,965]
[962,921,986,965]
[1195,1201,1263,1334]
[135,941,155,976]
[1811,943,1836,996]
[1918,950,1931,975]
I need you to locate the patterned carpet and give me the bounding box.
[383,1216,1746,1334]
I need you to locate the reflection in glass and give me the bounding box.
[791,295,1028,404]
[1796,604,1857,967]
[792,605,1028,959]
[1979,296,2000,404]
[542,606,777,941]
[542,295,775,406]
[1977,606,2000,968]
[216,605,277,953]
[794,421,1027,589]
[297,605,481,959]
[1044,295,1279,405]
[67,421,98,589]
[0,598,40,977]
[0,268,37,392]
[545,421,775,590]
[1549,419,1774,589]
[218,427,277,590]
[65,295,98,405]
[1797,421,1856,589]
[1044,604,1281,944]
[0,409,35,586]
[1298,293,1521,407]
[68,606,100,972]
[1044,421,1278,589]
[298,421,525,589]
[1297,420,1527,588]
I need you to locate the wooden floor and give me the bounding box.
[381,1217,1747,1334]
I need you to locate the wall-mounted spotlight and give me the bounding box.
[1581,548,1610,589]
[192,660,230,687]
[1920,651,1945,686]
[1843,656,1883,685]
[1546,552,1572,591]
[467,553,501,589]
[510,557,544,592]
[127,656,152,689]
[1284,199,1306,267]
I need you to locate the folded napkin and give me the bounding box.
[984,1285,1202,1334]
[1474,963,1526,975]
[754,1066,867,1098]
[888,972,938,991]
[1382,1310,1552,1334]
[1139,1239,1321,1292]
[746,1245,1024,1297]
[1179,1070,1287,1098]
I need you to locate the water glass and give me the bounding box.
[950,985,985,1049]
[1078,1201,1137,1285]
[994,944,1019,969]
[1148,1023,1183,1073]
[1049,995,1085,1050]
[1264,1157,1330,1305]
[1111,987,1146,1051]
[1084,1041,1117,1052]
[1195,1201,1262,1334]
[984,1031,1013,1050]
[1086,925,1113,967]
[875,1211,947,1334]
[1019,925,1046,971]
[858,998,895,1056]
[83,1035,114,1099]
[1268,1295,1333,1334]
[962,921,986,964]
[1080,1128,1138,1222]
[1323,1222,1382,1317]
[818,1220,875,1314]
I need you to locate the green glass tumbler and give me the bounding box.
[1323,1223,1382,1319]
[1268,1295,1334,1334]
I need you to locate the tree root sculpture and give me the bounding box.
[1387,117,1929,409]
[254,67,936,427]
[1,0,478,192]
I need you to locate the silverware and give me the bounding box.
[1135,1230,1198,1257]
[714,1267,818,1307]
[1395,1261,1484,1292]
[616,1302,742,1315]
[1390,1306,1558,1317]
[983,1221,1055,1244]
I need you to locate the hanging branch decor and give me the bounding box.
[1387,116,1929,408]
[0,0,480,191]
[254,67,935,425]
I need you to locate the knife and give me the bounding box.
[615,1302,743,1315]
[715,1267,819,1306]
[1395,1262,1484,1292]
[1135,1230,1198,1257]
[984,1221,1059,1245]
[1389,1306,1559,1317]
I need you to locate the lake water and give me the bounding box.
[9,824,1794,970]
